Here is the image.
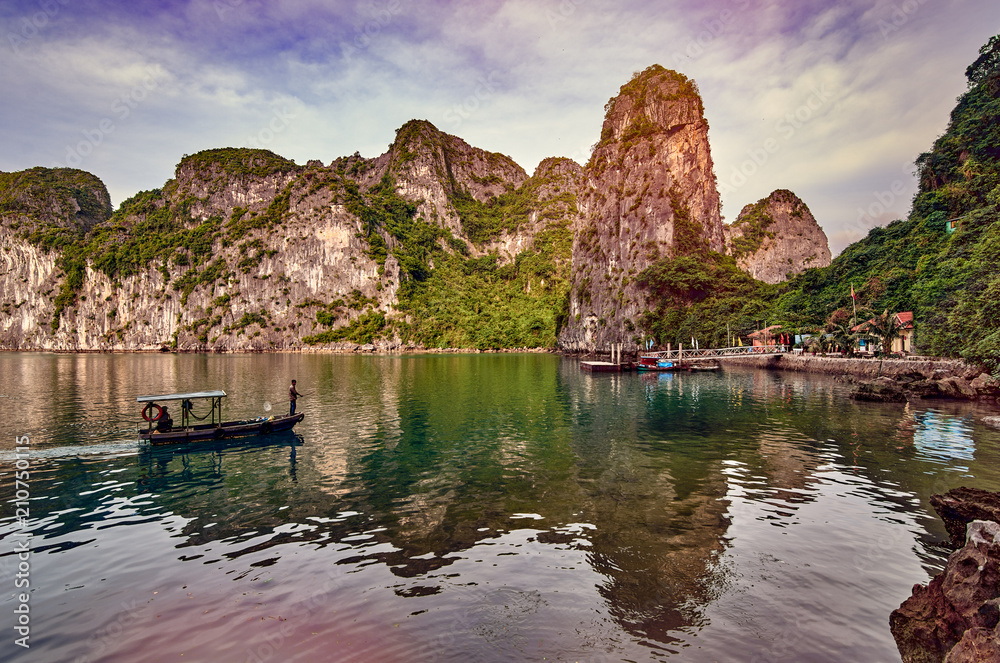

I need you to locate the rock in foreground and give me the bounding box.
[890,493,1000,663]
[931,487,1000,548]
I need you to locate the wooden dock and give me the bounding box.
[580,361,625,373]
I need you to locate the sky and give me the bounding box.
[1,0,998,255]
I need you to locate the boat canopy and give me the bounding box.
[136,390,227,403]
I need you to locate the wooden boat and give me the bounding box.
[136,390,304,445]
[635,355,679,371]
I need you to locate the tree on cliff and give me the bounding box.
[966,34,1000,88]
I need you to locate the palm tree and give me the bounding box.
[803,328,834,354]
[825,311,859,355]
[859,309,904,355]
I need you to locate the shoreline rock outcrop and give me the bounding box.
[890,488,1000,663]
[714,354,998,402]
[931,488,1000,548]
[849,371,1000,404]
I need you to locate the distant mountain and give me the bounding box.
[0,129,575,351]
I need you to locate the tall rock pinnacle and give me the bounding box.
[559,65,724,351]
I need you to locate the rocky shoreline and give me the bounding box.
[0,344,560,355]
[716,354,1000,405]
[890,488,1000,663]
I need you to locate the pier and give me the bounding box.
[581,344,788,373]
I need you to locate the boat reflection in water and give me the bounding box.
[138,432,304,484]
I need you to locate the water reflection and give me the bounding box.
[2,355,1000,662]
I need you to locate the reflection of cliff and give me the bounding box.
[756,427,822,498]
[586,466,731,642]
[308,356,405,499]
[562,366,735,641]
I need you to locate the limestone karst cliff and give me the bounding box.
[0,122,576,351]
[557,66,725,351]
[723,189,831,284]
[1,65,834,354]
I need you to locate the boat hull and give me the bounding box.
[140,413,304,445]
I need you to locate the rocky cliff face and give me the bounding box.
[2,66,824,354]
[386,120,528,246]
[0,119,576,351]
[724,189,831,284]
[1,156,396,351]
[558,66,724,351]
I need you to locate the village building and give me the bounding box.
[747,325,789,348]
[852,311,914,354]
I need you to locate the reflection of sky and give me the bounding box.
[912,410,976,466]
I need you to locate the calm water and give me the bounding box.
[2,353,1000,662]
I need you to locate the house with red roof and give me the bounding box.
[852,311,914,354]
[747,325,787,349]
[892,311,915,353]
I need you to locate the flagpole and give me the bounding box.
[851,282,857,324]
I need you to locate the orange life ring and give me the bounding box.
[142,403,163,422]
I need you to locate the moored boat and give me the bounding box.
[137,390,304,445]
[635,355,678,371]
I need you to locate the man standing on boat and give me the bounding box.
[289,380,302,416]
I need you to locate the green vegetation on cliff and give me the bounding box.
[177,148,298,179]
[396,220,572,349]
[729,199,776,259]
[638,189,777,346]
[638,35,1000,371]
[310,167,573,349]
[343,174,439,281]
[596,65,703,150]
[449,168,575,246]
[770,34,1000,369]
[1,167,111,251]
